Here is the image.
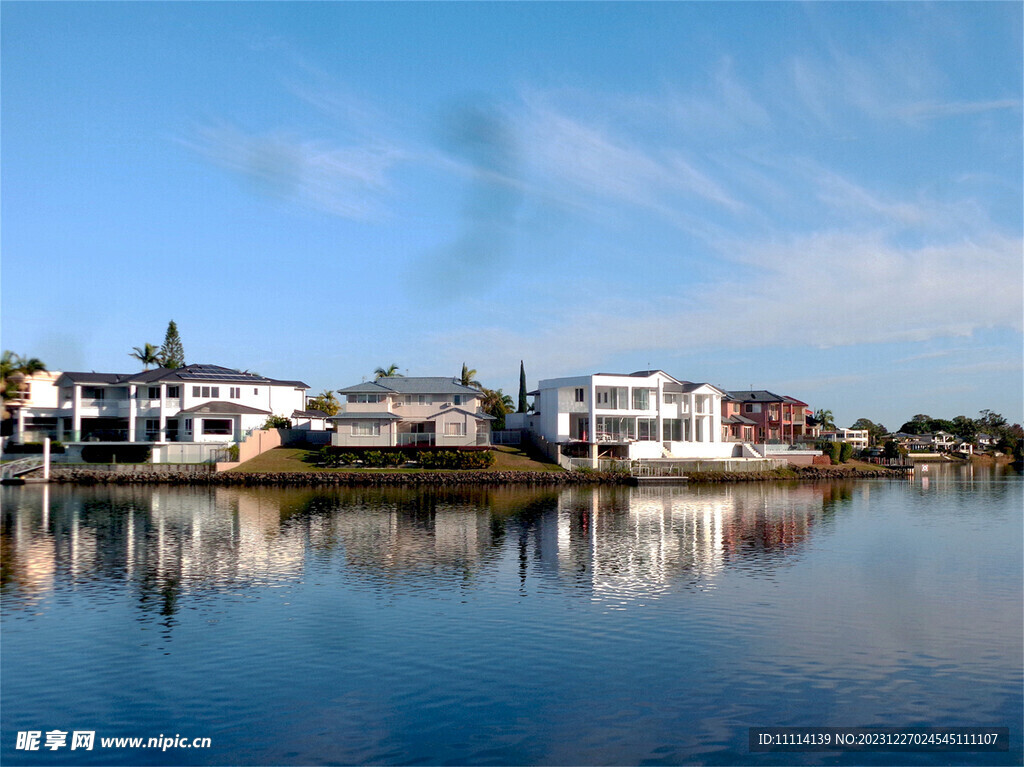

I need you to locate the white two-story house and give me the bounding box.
[330,376,494,448]
[531,370,730,461]
[12,364,308,449]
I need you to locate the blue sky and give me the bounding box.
[2,2,1021,429]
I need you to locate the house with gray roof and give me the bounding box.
[329,376,493,448]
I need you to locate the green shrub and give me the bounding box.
[226,444,240,461]
[415,449,493,470]
[262,415,292,429]
[829,441,842,464]
[839,442,854,463]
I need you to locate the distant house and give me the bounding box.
[530,370,731,460]
[725,391,815,444]
[329,377,493,448]
[819,428,870,450]
[893,431,956,453]
[975,433,997,449]
[9,364,308,446]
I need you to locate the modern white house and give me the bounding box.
[9,364,309,458]
[530,370,732,461]
[819,428,870,450]
[330,376,494,448]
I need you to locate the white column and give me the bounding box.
[15,408,25,442]
[43,437,50,481]
[128,385,137,442]
[72,385,82,440]
[656,380,664,442]
[159,383,167,442]
[588,378,597,446]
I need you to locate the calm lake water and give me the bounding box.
[2,466,1021,766]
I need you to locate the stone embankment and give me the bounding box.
[687,465,905,482]
[35,464,904,486]
[45,468,626,486]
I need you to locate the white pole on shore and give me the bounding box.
[43,437,51,481]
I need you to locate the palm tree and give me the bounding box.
[814,409,836,431]
[459,363,481,389]
[374,364,402,379]
[2,351,48,418]
[481,387,514,430]
[306,390,340,416]
[130,343,162,369]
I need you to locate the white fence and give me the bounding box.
[490,430,523,445]
[565,457,787,475]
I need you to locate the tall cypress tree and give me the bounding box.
[159,320,185,369]
[517,360,528,413]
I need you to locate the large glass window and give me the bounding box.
[445,422,466,436]
[637,418,657,440]
[596,416,636,441]
[632,388,651,410]
[663,419,682,441]
[351,421,380,436]
[201,419,233,435]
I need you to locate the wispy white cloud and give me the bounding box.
[898,98,1021,122]
[435,227,1022,380]
[186,122,407,220]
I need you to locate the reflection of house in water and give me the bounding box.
[329,503,497,581]
[543,483,842,598]
[1,486,311,616]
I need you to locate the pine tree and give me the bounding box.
[517,360,528,413]
[159,320,185,369]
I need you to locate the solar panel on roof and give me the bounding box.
[175,364,267,382]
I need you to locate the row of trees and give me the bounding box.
[846,411,1022,460]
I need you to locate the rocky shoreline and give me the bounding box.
[35,464,905,486]
[684,465,906,482]
[44,467,625,486]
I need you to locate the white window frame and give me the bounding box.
[351,421,381,437]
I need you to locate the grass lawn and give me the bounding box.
[230,444,562,473]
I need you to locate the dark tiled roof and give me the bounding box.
[292,409,330,419]
[58,364,308,389]
[177,401,272,416]
[268,379,310,389]
[726,390,787,403]
[58,371,130,385]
